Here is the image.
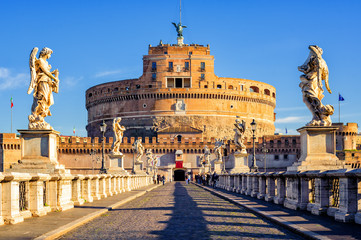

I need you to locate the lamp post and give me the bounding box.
[262,140,268,172]
[250,119,258,172]
[132,143,136,174]
[99,120,107,174]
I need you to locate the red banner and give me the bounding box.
[175,161,183,169]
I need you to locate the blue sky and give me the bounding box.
[0,0,360,136]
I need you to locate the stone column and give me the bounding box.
[257,173,266,200]
[233,175,239,192]
[284,174,309,210]
[251,174,259,198]
[91,175,101,200]
[354,170,361,224]
[2,173,32,224]
[98,175,107,199]
[48,175,59,211]
[241,174,247,194]
[273,172,286,205]
[105,175,113,197]
[82,175,93,203]
[265,173,275,202]
[305,171,329,215]
[29,173,51,217]
[246,175,253,195]
[72,175,85,205]
[335,175,357,222]
[57,173,74,211]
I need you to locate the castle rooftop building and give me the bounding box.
[86,41,276,140]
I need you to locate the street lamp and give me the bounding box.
[262,140,268,172]
[99,120,107,174]
[250,119,258,172]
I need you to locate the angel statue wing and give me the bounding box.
[28,47,38,94]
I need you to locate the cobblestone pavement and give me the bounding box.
[60,182,303,240]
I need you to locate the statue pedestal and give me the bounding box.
[107,154,128,174]
[8,130,68,174]
[133,161,145,175]
[228,152,250,173]
[177,37,184,46]
[288,126,344,171]
[213,161,222,173]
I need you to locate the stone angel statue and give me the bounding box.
[172,22,187,37]
[298,45,334,126]
[111,117,126,155]
[204,145,211,165]
[146,149,153,166]
[234,118,247,153]
[133,139,145,163]
[213,139,225,162]
[28,47,60,130]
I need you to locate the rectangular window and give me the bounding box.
[275,155,279,160]
[185,62,189,71]
[200,62,205,71]
[168,62,173,71]
[166,77,191,88]
[240,84,244,91]
[284,154,288,160]
[201,74,205,80]
[152,73,156,81]
[184,78,191,88]
[189,51,192,55]
[167,78,174,88]
[152,62,157,71]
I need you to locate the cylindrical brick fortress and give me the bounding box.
[86,44,276,139]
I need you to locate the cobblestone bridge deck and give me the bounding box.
[61,182,301,240]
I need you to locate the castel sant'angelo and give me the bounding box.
[86,31,276,141]
[1,21,359,179]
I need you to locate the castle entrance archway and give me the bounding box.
[174,169,185,181]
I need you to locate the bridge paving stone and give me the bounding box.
[60,182,303,240]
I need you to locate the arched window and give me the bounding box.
[272,92,276,98]
[264,89,270,95]
[217,84,222,89]
[177,135,182,143]
[228,85,234,90]
[250,86,259,93]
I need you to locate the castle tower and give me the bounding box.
[86,41,276,140]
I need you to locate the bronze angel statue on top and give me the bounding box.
[298,45,334,126]
[28,47,59,130]
[172,22,187,38]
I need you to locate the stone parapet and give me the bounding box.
[0,172,153,225]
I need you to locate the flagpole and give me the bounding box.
[338,92,340,123]
[11,107,12,133]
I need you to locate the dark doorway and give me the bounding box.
[174,169,185,181]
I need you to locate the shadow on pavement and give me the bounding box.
[151,182,211,239]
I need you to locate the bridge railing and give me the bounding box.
[0,172,152,225]
[217,169,361,224]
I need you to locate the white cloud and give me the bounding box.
[275,116,307,124]
[0,67,27,90]
[94,70,122,78]
[63,76,84,87]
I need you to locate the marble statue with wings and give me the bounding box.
[28,47,59,130]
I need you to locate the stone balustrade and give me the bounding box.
[216,169,361,224]
[0,172,152,225]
